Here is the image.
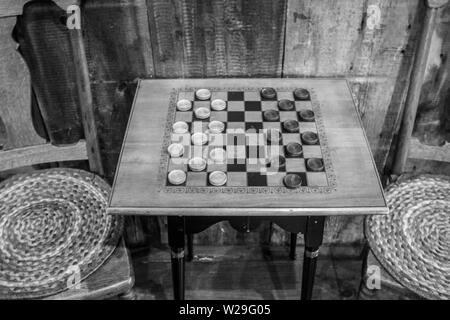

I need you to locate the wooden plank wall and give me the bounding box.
[1,0,448,247]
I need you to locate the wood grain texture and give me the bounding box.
[69,28,104,175]
[83,0,154,81]
[46,239,134,300]
[0,17,45,150]
[283,0,424,173]
[108,79,387,217]
[0,141,87,171]
[146,0,286,78]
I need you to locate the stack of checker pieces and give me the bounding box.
[165,87,329,190]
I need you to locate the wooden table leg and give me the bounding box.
[301,216,325,300]
[289,233,298,260]
[168,216,185,300]
[186,234,194,262]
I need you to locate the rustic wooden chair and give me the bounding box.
[0,3,134,299]
[359,0,449,301]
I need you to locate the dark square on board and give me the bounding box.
[228,91,245,101]
[247,172,268,186]
[244,101,262,111]
[228,111,245,122]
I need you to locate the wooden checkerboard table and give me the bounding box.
[107,79,388,300]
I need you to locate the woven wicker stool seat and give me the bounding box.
[0,168,123,299]
[365,175,449,300]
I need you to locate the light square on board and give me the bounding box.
[302,145,322,158]
[277,91,294,100]
[263,122,281,131]
[299,122,317,133]
[186,172,207,186]
[168,158,187,172]
[261,101,278,111]
[191,121,209,133]
[279,111,298,122]
[306,172,328,187]
[282,133,301,144]
[244,91,261,101]
[178,91,195,101]
[209,133,226,146]
[245,111,263,122]
[266,172,286,187]
[285,158,306,172]
[246,133,265,146]
[227,101,245,111]
[227,172,247,186]
[193,101,210,110]
[211,91,228,101]
[210,111,227,122]
[171,133,191,145]
[227,145,246,159]
[207,162,227,172]
[226,122,245,133]
[295,101,313,111]
[190,146,208,159]
[175,111,193,123]
[265,145,284,158]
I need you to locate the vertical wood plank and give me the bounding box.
[69,28,104,175]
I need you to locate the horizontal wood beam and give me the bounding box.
[409,137,450,162]
[0,141,87,171]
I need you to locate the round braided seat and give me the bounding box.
[365,175,450,300]
[0,168,123,299]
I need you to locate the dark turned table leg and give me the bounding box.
[289,233,298,260]
[168,216,185,300]
[301,216,325,300]
[186,234,194,262]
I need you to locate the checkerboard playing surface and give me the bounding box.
[161,87,334,192]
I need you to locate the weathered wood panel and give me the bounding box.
[146,0,287,78]
[284,0,424,174]
[0,17,46,150]
[83,0,154,81]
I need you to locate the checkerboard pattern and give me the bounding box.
[167,89,328,188]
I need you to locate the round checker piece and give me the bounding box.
[278,99,295,111]
[208,121,225,133]
[301,131,319,145]
[196,89,211,100]
[263,109,280,122]
[261,87,276,99]
[299,110,315,122]
[209,148,226,163]
[285,142,303,157]
[168,170,187,185]
[173,121,189,134]
[176,99,192,111]
[283,120,299,133]
[188,157,207,172]
[209,171,227,186]
[268,155,286,171]
[283,173,303,189]
[294,88,310,100]
[191,132,208,146]
[195,107,210,120]
[211,99,226,111]
[306,158,324,172]
[167,143,184,158]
